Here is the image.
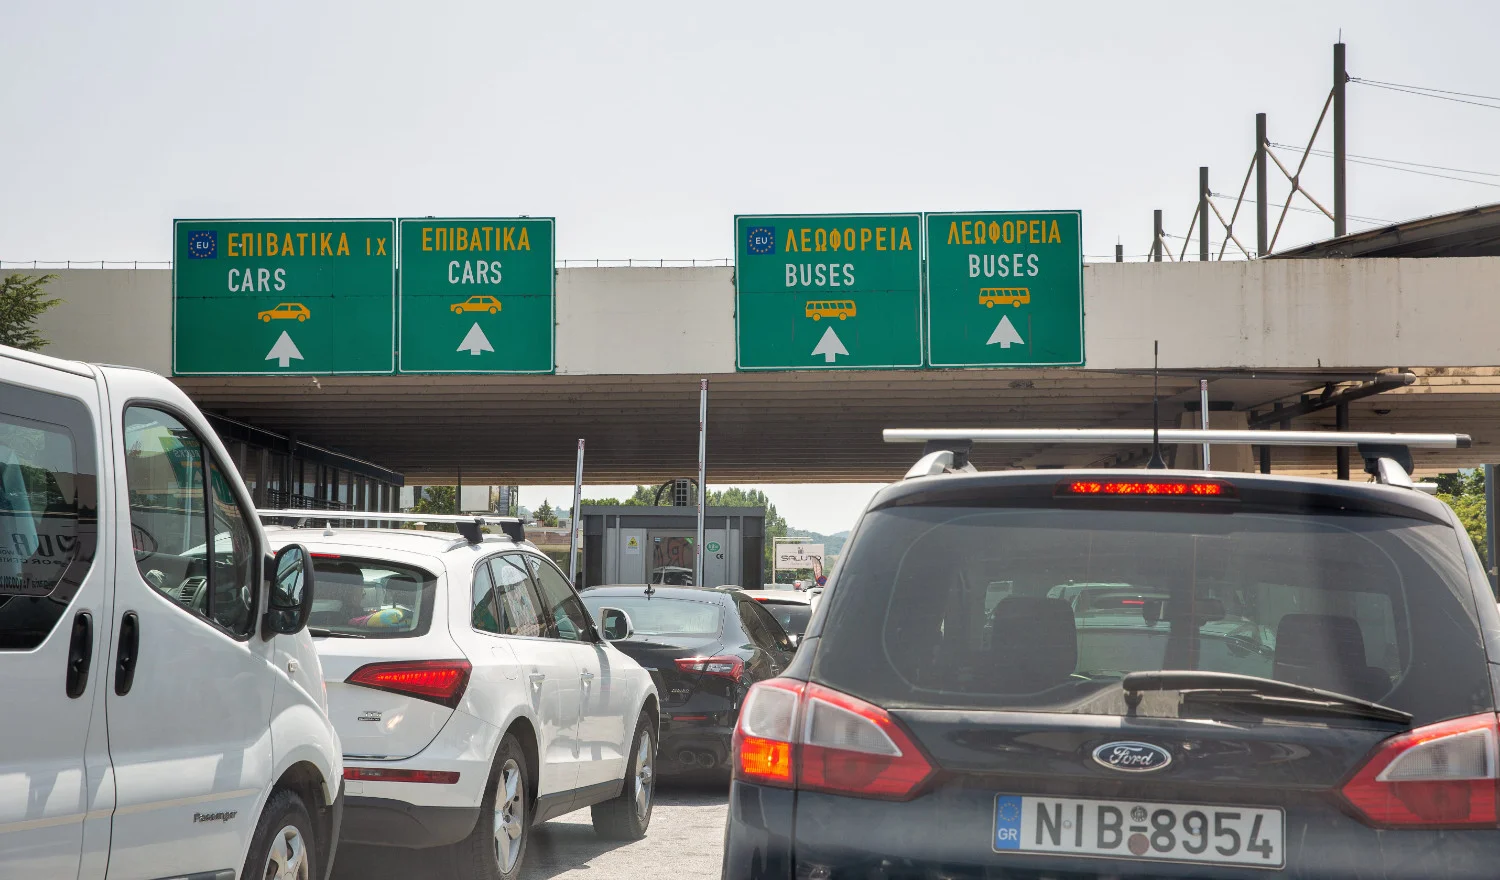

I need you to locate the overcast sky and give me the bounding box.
[6,0,1500,531]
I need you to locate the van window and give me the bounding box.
[124,406,256,638]
[0,384,98,651]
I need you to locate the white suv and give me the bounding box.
[263,519,659,879]
[0,345,342,880]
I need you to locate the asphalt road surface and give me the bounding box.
[333,775,729,880]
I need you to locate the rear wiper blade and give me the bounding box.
[307,626,366,639]
[1123,670,1412,725]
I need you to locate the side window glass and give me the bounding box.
[0,386,98,651]
[737,600,770,647]
[472,560,501,634]
[124,406,250,636]
[208,461,255,636]
[491,555,546,638]
[751,600,794,652]
[526,555,593,642]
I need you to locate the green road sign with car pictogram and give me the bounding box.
[173,218,396,375]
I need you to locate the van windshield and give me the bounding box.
[815,504,1490,723]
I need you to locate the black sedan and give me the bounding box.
[580,585,796,774]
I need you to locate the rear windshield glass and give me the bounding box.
[815,505,1490,721]
[308,555,437,638]
[764,603,813,636]
[581,595,722,637]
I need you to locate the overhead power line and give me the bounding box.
[1270,143,1500,179]
[1269,141,1500,189]
[1351,77,1500,111]
[1209,192,1392,226]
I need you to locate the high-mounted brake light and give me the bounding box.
[346,659,472,709]
[676,656,745,681]
[344,767,460,784]
[732,679,934,800]
[310,552,342,559]
[1056,480,1235,498]
[1340,713,1500,828]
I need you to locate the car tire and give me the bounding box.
[811,313,821,321]
[241,788,318,880]
[445,733,529,880]
[591,711,655,841]
[261,314,271,322]
[297,314,307,321]
[488,306,498,314]
[985,301,994,308]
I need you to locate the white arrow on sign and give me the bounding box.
[986,315,1025,349]
[811,326,849,363]
[457,322,494,356]
[264,331,304,368]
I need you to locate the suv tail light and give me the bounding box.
[733,679,934,800]
[676,656,745,681]
[1340,713,1500,828]
[346,659,472,709]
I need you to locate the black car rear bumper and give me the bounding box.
[723,781,1500,880]
[660,716,733,773]
[340,795,479,849]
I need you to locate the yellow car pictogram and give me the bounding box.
[451,295,502,315]
[257,303,310,322]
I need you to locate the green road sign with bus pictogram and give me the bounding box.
[398,218,555,373]
[173,219,396,375]
[925,211,1083,367]
[735,213,923,370]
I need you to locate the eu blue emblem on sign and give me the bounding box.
[746,226,775,255]
[993,796,1023,851]
[187,230,217,259]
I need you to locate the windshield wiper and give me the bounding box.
[307,626,366,639]
[1122,670,1412,725]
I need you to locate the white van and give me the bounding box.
[0,344,343,880]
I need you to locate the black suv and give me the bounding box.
[722,458,1500,879]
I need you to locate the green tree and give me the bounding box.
[580,497,622,507]
[0,273,62,351]
[409,485,457,532]
[534,499,559,527]
[705,487,788,578]
[1437,469,1486,560]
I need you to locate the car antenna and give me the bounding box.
[644,581,655,598]
[1146,340,1167,469]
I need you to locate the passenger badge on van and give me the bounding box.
[1092,741,1171,772]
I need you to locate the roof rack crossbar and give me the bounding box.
[254,509,526,545]
[883,429,1471,449]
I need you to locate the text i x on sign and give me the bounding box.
[925,211,1083,368]
[398,218,555,373]
[735,214,923,370]
[173,219,397,375]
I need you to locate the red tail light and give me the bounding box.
[346,659,472,709]
[1340,713,1500,828]
[1056,480,1234,498]
[344,767,460,784]
[676,656,745,681]
[732,679,934,801]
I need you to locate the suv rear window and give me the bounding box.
[307,555,437,638]
[815,503,1490,722]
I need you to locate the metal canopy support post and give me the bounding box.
[1486,464,1498,596]
[695,379,708,588]
[568,439,584,585]
[1333,42,1348,237]
[1199,167,1210,261]
[1199,380,1211,470]
[1152,210,1163,262]
[1115,244,1123,262]
[1336,402,1351,480]
[1256,113,1269,256]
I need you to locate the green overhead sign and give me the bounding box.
[173,219,395,375]
[925,211,1083,367]
[735,214,923,370]
[398,218,555,373]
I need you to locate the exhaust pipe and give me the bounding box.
[677,750,697,766]
[696,751,718,769]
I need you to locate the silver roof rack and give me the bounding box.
[256,509,525,545]
[882,428,1470,491]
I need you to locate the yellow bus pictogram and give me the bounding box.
[979,287,1030,308]
[805,300,856,321]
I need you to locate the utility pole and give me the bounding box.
[1198,167,1210,261]
[1333,41,1348,237]
[1152,210,1163,262]
[1256,112,1269,256]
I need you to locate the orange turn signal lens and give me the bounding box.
[738,736,793,784]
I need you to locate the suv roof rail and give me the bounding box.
[883,428,1471,492]
[255,509,525,545]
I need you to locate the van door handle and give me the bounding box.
[65,612,93,699]
[114,612,139,696]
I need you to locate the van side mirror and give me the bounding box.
[598,607,634,641]
[263,544,316,637]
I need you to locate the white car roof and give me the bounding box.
[263,525,527,562]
